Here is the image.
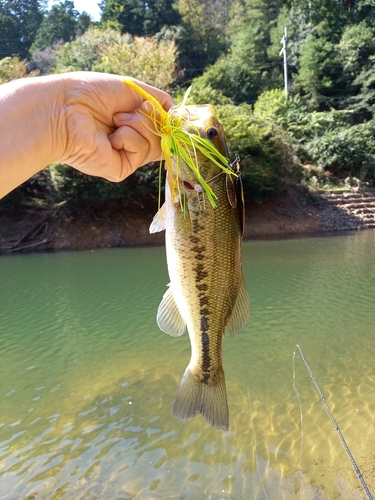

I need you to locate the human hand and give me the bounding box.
[57,72,173,181]
[0,72,173,198]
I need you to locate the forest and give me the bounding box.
[2,0,375,205]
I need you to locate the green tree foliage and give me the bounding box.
[44,162,162,203]
[0,9,23,59]
[217,97,302,201]
[337,22,375,117]
[350,60,375,118]
[304,121,375,180]
[55,27,124,72]
[175,0,231,79]
[0,0,44,58]
[295,23,346,107]
[6,0,375,205]
[55,27,177,89]
[96,36,177,89]
[31,1,90,53]
[190,0,284,104]
[253,89,375,185]
[100,0,180,36]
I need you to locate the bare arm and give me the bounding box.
[0,72,173,199]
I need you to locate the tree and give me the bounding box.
[338,21,375,75]
[295,21,347,107]
[334,21,375,114]
[349,58,375,118]
[100,0,180,36]
[175,0,231,79]
[0,0,44,58]
[31,1,90,53]
[0,10,23,59]
[190,0,284,104]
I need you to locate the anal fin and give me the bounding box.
[227,274,250,336]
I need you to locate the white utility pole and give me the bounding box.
[279,27,288,100]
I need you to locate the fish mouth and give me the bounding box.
[181,180,195,192]
[180,177,199,193]
[176,172,224,195]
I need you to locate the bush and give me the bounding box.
[55,27,126,72]
[0,56,37,83]
[55,27,177,89]
[173,80,232,106]
[95,36,177,90]
[48,163,163,203]
[28,47,57,75]
[250,90,375,185]
[217,101,302,202]
[304,121,375,180]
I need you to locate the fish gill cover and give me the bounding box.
[123,78,236,209]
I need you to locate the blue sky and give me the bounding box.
[48,1,101,21]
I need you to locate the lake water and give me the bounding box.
[1,231,375,499]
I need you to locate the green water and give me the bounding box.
[1,231,375,499]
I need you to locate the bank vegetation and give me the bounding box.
[2,0,375,211]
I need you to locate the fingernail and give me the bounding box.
[143,100,155,114]
[114,112,132,123]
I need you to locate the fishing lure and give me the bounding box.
[123,78,236,209]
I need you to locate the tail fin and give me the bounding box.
[172,367,229,431]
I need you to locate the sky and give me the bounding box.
[48,1,101,21]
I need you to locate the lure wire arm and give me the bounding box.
[229,153,241,174]
[191,154,241,211]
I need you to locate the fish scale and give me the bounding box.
[150,105,250,430]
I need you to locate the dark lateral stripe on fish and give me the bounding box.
[190,232,212,383]
[201,314,210,383]
[194,263,208,281]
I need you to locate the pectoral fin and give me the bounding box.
[157,285,186,337]
[227,274,250,336]
[149,203,167,233]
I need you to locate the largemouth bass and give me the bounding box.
[150,105,250,431]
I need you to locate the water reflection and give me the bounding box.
[1,232,375,498]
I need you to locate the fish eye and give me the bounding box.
[207,127,218,139]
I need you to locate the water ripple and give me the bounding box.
[1,236,375,498]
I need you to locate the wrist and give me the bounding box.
[0,75,67,198]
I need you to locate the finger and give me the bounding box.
[114,100,161,128]
[112,108,162,159]
[109,125,160,174]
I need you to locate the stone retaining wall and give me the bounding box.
[317,189,375,231]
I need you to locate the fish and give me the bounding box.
[150,104,250,431]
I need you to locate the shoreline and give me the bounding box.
[1,188,372,254]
